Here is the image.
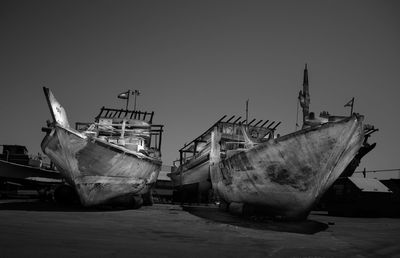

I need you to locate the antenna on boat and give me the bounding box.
[118,89,141,111]
[245,99,249,126]
[132,90,141,111]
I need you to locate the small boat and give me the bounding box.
[169,116,280,204]
[41,87,163,208]
[170,65,369,220]
[0,145,61,197]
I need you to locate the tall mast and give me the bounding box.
[298,64,310,124]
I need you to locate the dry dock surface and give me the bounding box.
[0,200,399,257]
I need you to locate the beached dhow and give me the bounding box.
[41,87,163,208]
[171,65,369,220]
[209,114,363,220]
[168,116,280,204]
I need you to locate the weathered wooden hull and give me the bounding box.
[0,159,61,184]
[210,115,364,219]
[41,126,161,207]
[169,156,210,187]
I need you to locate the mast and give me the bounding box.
[125,90,131,110]
[245,99,249,126]
[298,64,310,125]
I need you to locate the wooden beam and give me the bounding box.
[271,121,281,130]
[150,111,154,123]
[239,118,247,124]
[225,115,236,123]
[254,120,263,127]
[247,118,256,126]
[232,116,242,124]
[179,115,227,151]
[260,120,269,127]
[266,121,275,128]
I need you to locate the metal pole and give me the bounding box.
[126,90,130,110]
[350,97,354,116]
[246,99,249,126]
[134,92,137,111]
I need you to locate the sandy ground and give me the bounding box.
[0,200,399,258]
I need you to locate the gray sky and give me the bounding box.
[1,0,399,174]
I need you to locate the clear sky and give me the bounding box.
[1,0,399,174]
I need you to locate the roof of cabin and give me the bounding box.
[179,115,281,152]
[1,145,28,154]
[95,107,154,123]
[349,177,391,193]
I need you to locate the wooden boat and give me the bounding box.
[209,114,363,220]
[0,145,61,197]
[170,65,370,219]
[41,87,163,207]
[169,116,280,203]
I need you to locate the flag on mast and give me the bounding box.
[117,91,130,99]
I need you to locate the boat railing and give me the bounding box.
[1,149,9,162]
[95,107,155,123]
[76,122,162,133]
[75,122,164,151]
[224,141,246,150]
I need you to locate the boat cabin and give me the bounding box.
[0,145,30,165]
[176,115,281,166]
[76,107,163,155]
[324,177,395,216]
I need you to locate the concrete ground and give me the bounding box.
[0,200,399,258]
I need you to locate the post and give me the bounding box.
[132,90,141,111]
[5,150,9,161]
[134,92,137,111]
[179,150,183,204]
[158,129,162,150]
[344,97,355,116]
[350,97,354,116]
[125,90,131,110]
[246,99,249,126]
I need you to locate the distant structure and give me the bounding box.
[153,165,173,203]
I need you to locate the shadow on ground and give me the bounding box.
[0,199,129,212]
[183,205,328,235]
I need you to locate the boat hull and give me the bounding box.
[41,126,161,207]
[0,159,61,184]
[169,157,210,187]
[210,115,364,219]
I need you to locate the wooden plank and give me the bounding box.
[260,120,269,127]
[254,120,263,127]
[225,115,236,123]
[271,121,281,130]
[248,118,256,126]
[266,121,275,128]
[232,116,242,124]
